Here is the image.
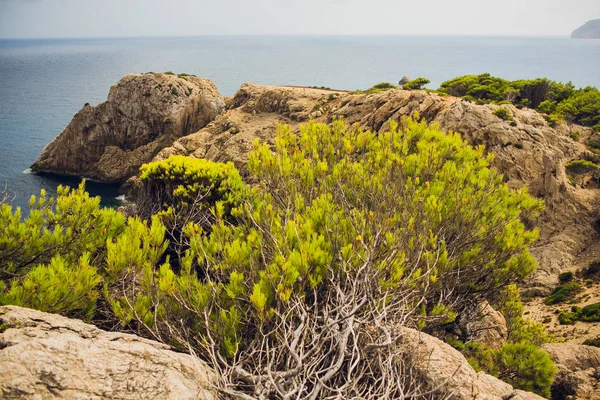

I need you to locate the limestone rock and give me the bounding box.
[542,343,600,400]
[397,327,544,400]
[31,73,225,183]
[457,300,508,349]
[0,306,217,399]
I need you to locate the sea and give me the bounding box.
[1,35,599,212]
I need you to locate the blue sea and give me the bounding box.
[1,36,599,211]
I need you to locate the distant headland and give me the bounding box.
[571,19,600,39]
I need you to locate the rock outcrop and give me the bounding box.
[542,343,600,400]
[31,73,225,183]
[572,19,600,39]
[397,327,544,400]
[0,306,216,399]
[0,305,544,400]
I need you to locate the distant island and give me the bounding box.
[571,19,600,39]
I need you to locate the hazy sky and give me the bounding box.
[0,0,599,38]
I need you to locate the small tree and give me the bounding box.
[565,159,599,186]
[402,77,431,90]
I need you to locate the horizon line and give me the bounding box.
[0,33,575,41]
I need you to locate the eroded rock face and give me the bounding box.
[31,73,225,183]
[397,327,544,400]
[542,343,600,400]
[0,306,217,399]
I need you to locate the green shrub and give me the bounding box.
[583,337,600,347]
[496,342,556,397]
[0,183,124,281]
[112,117,543,398]
[0,183,124,319]
[402,77,430,90]
[371,82,396,90]
[580,302,600,322]
[438,73,598,126]
[559,271,574,283]
[545,282,582,305]
[564,159,600,186]
[555,88,600,127]
[587,140,600,149]
[494,108,513,121]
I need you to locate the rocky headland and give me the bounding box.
[31,73,225,183]
[572,19,600,39]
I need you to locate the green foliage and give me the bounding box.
[0,254,101,320]
[559,271,574,283]
[117,117,543,357]
[497,342,556,397]
[0,182,124,281]
[371,82,396,90]
[555,88,600,126]
[493,108,513,121]
[0,183,125,319]
[438,73,599,126]
[564,159,600,186]
[138,155,244,227]
[495,284,552,346]
[583,337,600,347]
[402,77,430,90]
[545,282,582,305]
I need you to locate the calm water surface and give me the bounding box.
[1,36,599,211]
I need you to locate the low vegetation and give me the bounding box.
[1,117,555,397]
[437,73,600,128]
[545,282,582,305]
[564,159,600,187]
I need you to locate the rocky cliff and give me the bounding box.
[31,73,225,183]
[572,19,600,39]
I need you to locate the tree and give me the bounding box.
[112,117,543,398]
[402,77,430,90]
[564,159,600,186]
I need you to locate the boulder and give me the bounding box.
[0,306,217,399]
[542,343,600,400]
[397,327,544,400]
[31,73,225,183]
[457,300,508,349]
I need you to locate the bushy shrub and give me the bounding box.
[493,108,513,121]
[136,156,244,259]
[402,77,430,90]
[438,73,598,126]
[111,117,542,398]
[0,183,125,320]
[545,282,581,305]
[583,337,600,347]
[564,159,600,186]
[371,82,396,90]
[497,342,556,397]
[559,271,574,283]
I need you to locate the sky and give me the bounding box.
[0,0,599,39]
